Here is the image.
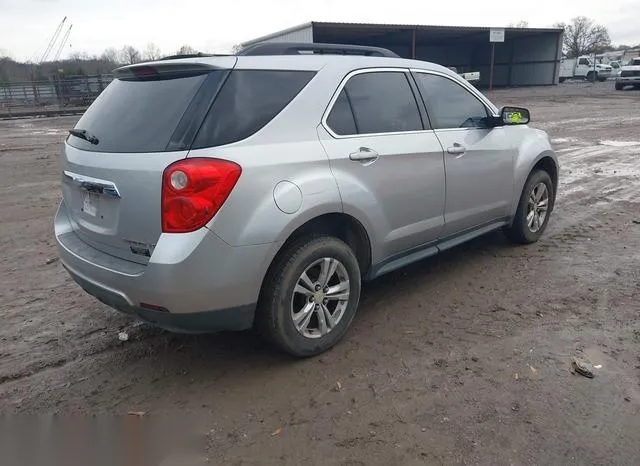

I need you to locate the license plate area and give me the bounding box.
[82,191,100,217]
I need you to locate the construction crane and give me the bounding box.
[53,25,73,62]
[39,16,67,63]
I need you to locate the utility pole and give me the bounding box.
[489,28,505,92]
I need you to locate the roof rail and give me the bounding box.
[237,42,399,58]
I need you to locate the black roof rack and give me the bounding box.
[237,42,399,58]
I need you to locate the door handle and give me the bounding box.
[447,143,466,155]
[349,147,379,162]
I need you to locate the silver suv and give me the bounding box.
[54,43,558,357]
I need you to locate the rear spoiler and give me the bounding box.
[114,56,237,79]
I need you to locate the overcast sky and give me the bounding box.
[1,0,639,61]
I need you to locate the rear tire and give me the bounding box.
[559,77,566,83]
[615,82,624,91]
[504,170,554,244]
[257,235,361,357]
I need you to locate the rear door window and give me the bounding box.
[337,72,423,135]
[192,70,315,149]
[68,70,226,153]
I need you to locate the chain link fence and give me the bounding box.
[0,74,113,118]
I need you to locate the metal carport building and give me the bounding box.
[241,22,564,87]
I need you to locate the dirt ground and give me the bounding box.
[1,81,639,465]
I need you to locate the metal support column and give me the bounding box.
[552,32,562,84]
[508,41,515,87]
[411,28,416,59]
[489,43,496,92]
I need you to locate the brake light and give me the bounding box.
[132,66,158,79]
[161,158,241,233]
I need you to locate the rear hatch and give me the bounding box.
[61,57,236,264]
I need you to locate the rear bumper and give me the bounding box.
[54,201,276,332]
[65,267,255,333]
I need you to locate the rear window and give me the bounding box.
[68,70,226,153]
[192,70,315,149]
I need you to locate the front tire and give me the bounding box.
[615,82,624,91]
[504,170,554,244]
[257,235,361,357]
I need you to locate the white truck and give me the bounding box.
[615,57,640,90]
[559,56,612,83]
[448,67,480,83]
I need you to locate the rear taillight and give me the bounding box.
[161,158,241,233]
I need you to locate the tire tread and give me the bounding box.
[256,235,360,357]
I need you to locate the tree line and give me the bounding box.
[0,44,201,83]
[509,16,636,58]
[555,16,613,58]
[99,43,200,65]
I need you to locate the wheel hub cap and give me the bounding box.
[291,257,350,339]
[312,290,325,303]
[527,182,549,233]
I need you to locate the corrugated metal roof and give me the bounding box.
[311,21,563,34]
[241,21,563,48]
[241,22,313,47]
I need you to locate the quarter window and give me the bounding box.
[326,90,357,136]
[415,73,489,129]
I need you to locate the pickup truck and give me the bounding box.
[448,67,480,83]
[615,58,640,90]
[559,56,612,82]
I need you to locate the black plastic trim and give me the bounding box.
[368,218,510,280]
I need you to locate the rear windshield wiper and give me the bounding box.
[68,129,99,145]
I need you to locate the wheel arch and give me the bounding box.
[510,150,559,222]
[257,212,373,310]
[270,212,372,278]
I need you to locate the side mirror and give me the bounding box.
[501,106,530,125]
